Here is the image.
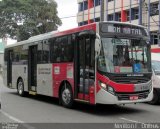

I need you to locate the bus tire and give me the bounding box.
[60,83,73,108]
[17,79,25,97]
[149,89,159,105]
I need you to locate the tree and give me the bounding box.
[0,0,62,41]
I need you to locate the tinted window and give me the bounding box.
[37,40,50,64]
[14,46,28,64]
[50,35,74,63]
[43,40,50,63]
[4,49,8,62]
[37,42,43,63]
[13,46,21,63]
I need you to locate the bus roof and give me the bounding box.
[5,21,147,49]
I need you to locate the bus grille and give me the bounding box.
[111,77,150,84]
[116,91,149,101]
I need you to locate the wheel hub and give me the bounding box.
[18,82,23,95]
[62,89,71,104]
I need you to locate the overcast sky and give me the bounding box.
[55,0,78,31]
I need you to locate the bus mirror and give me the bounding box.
[95,38,101,57]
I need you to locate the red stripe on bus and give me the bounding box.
[96,72,134,93]
[52,63,74,98]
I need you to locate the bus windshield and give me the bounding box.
[98,37,151,73]
[152,60,160,75]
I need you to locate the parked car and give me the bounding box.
[150,53,160,104]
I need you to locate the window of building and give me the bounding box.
[150,2,159,16]
[132,8,139,20]
[78,21,89,26]
[83,21,88,25]
[78,2,83,12]
[108,14,113,21]
[115,13,121,21]
[126,11,130,21]
[78,22,83,26]
[151,33,158,45]
[94,0,101,6]
[95,17,100,22]
[84,1,88,10]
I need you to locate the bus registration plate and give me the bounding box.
[130,96,138,100]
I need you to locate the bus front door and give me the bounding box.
[28,45,37,93]
[77,36,95,102]
[7,50,13,87]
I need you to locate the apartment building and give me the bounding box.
[77,0,160,45]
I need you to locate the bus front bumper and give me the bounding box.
[96,88,153,105]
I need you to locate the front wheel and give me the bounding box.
[60,83,73,108]
[17,79,25,97]
[149,89,159,105]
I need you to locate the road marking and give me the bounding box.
[1,110,36,129]
[120,117,144,124]
[1,110,24,123]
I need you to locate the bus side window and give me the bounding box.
[50,36,74,63]
[43,40,50,63]
[50,38,56,63]
[37,41,43,64]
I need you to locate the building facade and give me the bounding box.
[77,0,160,45]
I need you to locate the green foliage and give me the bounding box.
[0,0,62,41]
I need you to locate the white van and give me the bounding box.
[150,53,160,104]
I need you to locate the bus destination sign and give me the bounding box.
[101,24,147,36]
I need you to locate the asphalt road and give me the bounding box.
[0,76,160,128]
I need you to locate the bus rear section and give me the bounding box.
[3,22,153,108]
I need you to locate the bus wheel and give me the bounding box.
[61,83,73,108]
[17,79,25,97]
[149,89,159,105]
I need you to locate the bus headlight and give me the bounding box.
[107,86,115,95]
[98,81,115,95]
[99,81,107,89]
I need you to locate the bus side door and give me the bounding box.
[76,32,95,102]
[28,45,37,92]
[7,50,13,87]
